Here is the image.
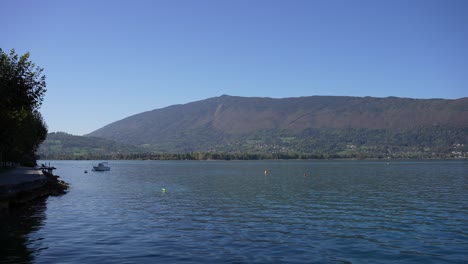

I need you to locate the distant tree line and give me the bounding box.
[38,151,321,161]
[37,125,467,161]
[0,49,47,166]
[38,149,466,161]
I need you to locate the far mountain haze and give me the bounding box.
[79,95,468,158]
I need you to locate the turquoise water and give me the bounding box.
[1,160,467,263]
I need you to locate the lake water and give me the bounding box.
[1,160,467,263]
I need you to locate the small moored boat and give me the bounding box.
[93,162,110,171]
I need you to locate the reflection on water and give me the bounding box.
[0,198,47,264]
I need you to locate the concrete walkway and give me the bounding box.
[0,167,46,186]
[0,167,48,202]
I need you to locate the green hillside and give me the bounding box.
[39,96,468,159]
[84,95,468,158]
[38,132,146,160]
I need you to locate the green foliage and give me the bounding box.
[38,132,147,159]
[0,49,48,165]
[38,125,467,160]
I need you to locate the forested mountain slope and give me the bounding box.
[85,95,468,157]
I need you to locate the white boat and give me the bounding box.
[93,162,110,171]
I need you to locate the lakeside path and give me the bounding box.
[0,167,48,209]
[0,167,46,187]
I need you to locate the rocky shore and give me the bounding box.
[0,167,69,210]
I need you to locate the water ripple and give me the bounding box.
[2,160,467,263]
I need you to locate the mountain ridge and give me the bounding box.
[87,95,468,150]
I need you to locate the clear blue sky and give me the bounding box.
[2,0,467,135]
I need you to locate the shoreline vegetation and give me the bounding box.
[0,49,69,211]
[1,49,48,167]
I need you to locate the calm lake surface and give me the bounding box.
[1,160,467,263]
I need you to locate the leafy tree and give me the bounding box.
[0,49,47,165]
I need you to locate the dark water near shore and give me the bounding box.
[1,160,467,263]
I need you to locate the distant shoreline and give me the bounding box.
[38,156,468,161]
